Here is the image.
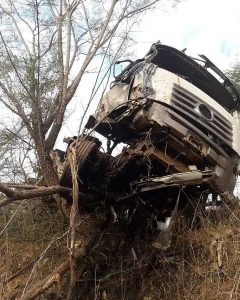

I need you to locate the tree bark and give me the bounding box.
[0,185,71,208]
[35,142,59,187]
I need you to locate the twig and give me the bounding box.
[5,128,34,148]
[20,230,102,300]
[0,200,26,237]
[21,229,70,297]
[20,259,69,300]
[4,260,35,284]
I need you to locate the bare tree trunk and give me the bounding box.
[35,141,71,216]
[36,144,59,186]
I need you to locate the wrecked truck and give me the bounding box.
[59,43,240,230]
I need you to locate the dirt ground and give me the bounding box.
[1,198,240,300]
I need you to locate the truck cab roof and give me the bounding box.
[114,43,240,113]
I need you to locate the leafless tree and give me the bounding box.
[0,0,167,188]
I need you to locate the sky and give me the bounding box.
[134,0,240,70]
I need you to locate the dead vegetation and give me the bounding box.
[1,194,240,300]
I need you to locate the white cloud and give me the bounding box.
[133,0,240,69]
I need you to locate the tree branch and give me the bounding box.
[0,31,34,103]
[0,185,71,208]
[39,30,57,58]
[0,3,31,55]
[67,144,79,299]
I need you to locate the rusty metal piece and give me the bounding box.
[148,146,189,173]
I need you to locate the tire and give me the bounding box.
[59,138,98,189]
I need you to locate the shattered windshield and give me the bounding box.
[115,44,240,113]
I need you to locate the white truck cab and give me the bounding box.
[89,43,240,194]
[60,43,240,229]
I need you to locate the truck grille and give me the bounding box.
[171,84,233,147]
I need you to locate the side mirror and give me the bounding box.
[113,60,132,79]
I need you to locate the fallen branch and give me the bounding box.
[0,182,16,197]
[21,229,70,297]
[6,183,40,190]
[5,260,35,284]
[19,232,102,300]
[20,259,70,300]
[0,184,71,208]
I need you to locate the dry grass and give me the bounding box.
[136,202,240,300]
[0,200,67,299]
[1,198,240,299]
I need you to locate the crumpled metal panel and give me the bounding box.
[95,83,130,120]
[131,170,213,193]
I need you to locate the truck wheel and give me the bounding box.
[59,138,98,189]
